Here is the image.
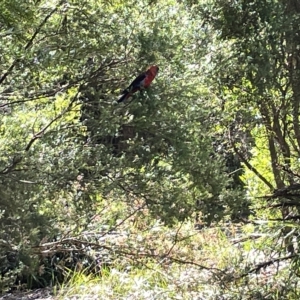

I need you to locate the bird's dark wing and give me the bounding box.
[119,72,147,98]
[128,72,146,89]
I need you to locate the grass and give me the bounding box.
[30,201,300,300]
[53,221,256,300]
[56,264,218,299]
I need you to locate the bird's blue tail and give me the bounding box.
[117,91,129,103]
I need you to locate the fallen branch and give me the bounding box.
[32,234,224,276]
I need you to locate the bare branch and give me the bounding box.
[241,254,296,277]
[33,235,224,275]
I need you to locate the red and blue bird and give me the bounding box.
[117,65,159,103]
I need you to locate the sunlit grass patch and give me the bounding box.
[56,264,218,299]
[53,221,250,300]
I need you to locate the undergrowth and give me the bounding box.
[51,215,300,300]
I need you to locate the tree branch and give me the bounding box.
[25,92,79,152]
[228,130,274,190]
[0,0,64,85]
[0,92,79,175]
[241,254,296,277]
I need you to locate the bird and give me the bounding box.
[117,65,159,103]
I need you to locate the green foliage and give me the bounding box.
[0,0,245,292]
[196,0,300,297]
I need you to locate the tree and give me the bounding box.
[197,0,300,296]
[0,0,243,291]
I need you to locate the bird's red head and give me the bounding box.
[148,65,159,76]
